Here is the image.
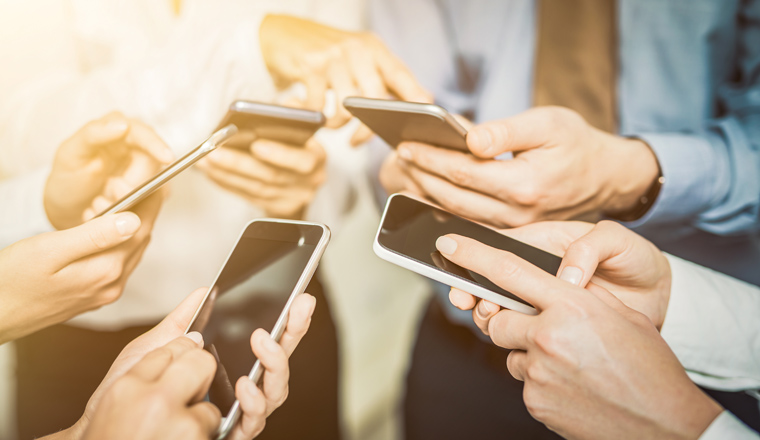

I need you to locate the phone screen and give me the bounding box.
[377,195,562,306]
[187,221,324,415]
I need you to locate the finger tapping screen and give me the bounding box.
[377,195,562,306]
[188,222,322,414]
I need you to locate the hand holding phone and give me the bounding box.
[185,219,330,439]
[374,194,561,314]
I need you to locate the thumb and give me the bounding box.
[51,212,142,264]
[556,221,631,288]
[74,113,131,157]
[153,287,209,338]
[466,107,563,158]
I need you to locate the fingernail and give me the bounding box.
[398,147,412,161]
[185,331,204,347]
[114,213,141,237]
[436,236,458,255]
[105,120,129,133]
[262,335,279,353]
[559,266,584,286]
[467,127,493,155]
[476,301,497,319]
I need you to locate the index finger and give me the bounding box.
[435,234,565,311]
[370,36,432,103]
[278,293,316,357]
[124,120,175,164]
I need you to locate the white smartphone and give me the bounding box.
[185,219,331,439]
[97,124,238,216]
[343,96,468,151]
[374,194,562,315]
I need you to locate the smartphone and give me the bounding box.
[216,100,326,149]
[374,194,562,314]
[343,96,468,151]
[98,124,238,216]
[185,219,330,439]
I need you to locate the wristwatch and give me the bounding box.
[607,169,665,222]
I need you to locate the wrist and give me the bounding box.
[601,136,661,216]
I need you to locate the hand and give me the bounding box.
[392,106,660,227]
[227,293,316,440]
[259,14,431,144]
[198,138,326,219]
[82,334,221,440]
[60,290,316,439]
[0,198,161,345]
[436,234,722,440]
[44,112,173,230]
[445,220,672,332]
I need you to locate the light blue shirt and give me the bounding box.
[369,0,760,286]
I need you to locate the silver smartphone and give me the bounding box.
[185,219,331,439]
[97,124,238,216]
[215,100,326,149]
[374,194,562,315]
[343,96,469,151]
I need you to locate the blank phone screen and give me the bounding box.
[377,195,562,305]
[187,222,323,415]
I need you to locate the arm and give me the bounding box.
[629,1,760,235]
[661,254,760,391]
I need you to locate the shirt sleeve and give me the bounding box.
[0,168,54,248]
[660,253,760,391]
[625,2,760,236]
[700,411,760,440]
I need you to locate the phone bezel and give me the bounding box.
[97,124,238,217]
[184,218,331,439]
[374,193,555,315]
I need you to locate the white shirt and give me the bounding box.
[0,0,364,328]
[662,254,760,439]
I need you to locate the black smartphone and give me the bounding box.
[186,219,330,439]
[216,100,326,149]
[343,96,468,151]
[374,194,562,314]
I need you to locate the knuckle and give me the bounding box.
[87,227,113,251]
[525,363,550,386]
[522,384,547,420]
[511,180,541,207]
[495,256,523,283]
[533,328,561,355]
[450,164,473,187]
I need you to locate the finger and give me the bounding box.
[250,329,290,408]
[448,287,477,311]
[278,293,316,356]
[204,167,303,201]
[124,120,175,164]
[350,123,374,147]
[401,162,532,228]
[303,73,329,113]
[487,309,534,350]
[397,141,521,196]
[231,377,267,440]
[127,333,204,382]
[158,345,217,403]
[557,221,634,288]
[204,175,312,217]
[156,288,210,336]
[506,349,528,381]
[472,299,500,336]
[49,212,142,266]
[466,107,567,158]
[189,402,223,436]
[370,36,432,102]
[67,113,130,160]
[585,282,633,317]
[251,138,325,176]
[326,59,356,127]
[205,146,299,186]
[344,41,386,99]
[500,221,595,257]
[435,234,566,310]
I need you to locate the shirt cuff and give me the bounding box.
[699,411,760,440]
[661,253,760,391]
[622,131,729,228]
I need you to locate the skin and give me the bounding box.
[259,14,432,144]
[0,113,169,344]
[381,106,660,228]
[42,288,317,440]
[435,234,722,440]
[197,137,327,220]
[447,220,672,334]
